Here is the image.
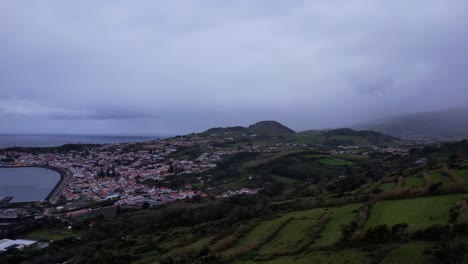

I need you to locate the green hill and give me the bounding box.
[247,121,296,135]
[294,128,397,147]
[355,107,468,140]
[193,122,396,148]
[198,121,295,139]
[201,126,247,136]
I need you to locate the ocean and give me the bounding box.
[0,134,163,149]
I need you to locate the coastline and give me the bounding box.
[0,165,69,204]
[0,134,164,150]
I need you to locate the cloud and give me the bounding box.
[0,0,468,134]
[0,99,154,120]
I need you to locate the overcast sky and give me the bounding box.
[1,1,467,135]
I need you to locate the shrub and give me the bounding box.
[412,225,451,241]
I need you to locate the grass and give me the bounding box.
[314,203,361,246]
[453,169,468,181]
[159,235,184,252]
[293,132,326,145]
[167,235,214,257]
[378,182,396,192]
[257,218,318,255]
[281,207,328,219]
[224,204,362,254]
[24,228,79,241]
[336,154,369,160]
[428,173,452,184]
[319,158,354,166]
[303,154,331,159]
[380,241,435,264]
[333,135,372,146]
[220,176,251,190]
[241,149,310,169]
[221,216,291,258]
[233,248,370,264]
[73,206,117,221]
[403,176,425,189]
[365,194,463,228]
[305,184,320,195]
[223,208,328,258]
[272,175,300,185]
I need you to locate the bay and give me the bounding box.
[0,167,61,202]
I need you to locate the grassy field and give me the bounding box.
[167,235,214,257]
[24,228,79,241]
[156,194,466,262]
[403,176,425,189]
[378,182,396,192]
[428,173,452,184]
[158,233,184,252]
[73,206,117,221]
[380,241,435,264]
[334,135,372,146]
[222,204,363,256]
[336,154,369,160]
[221,216,291,258]
[453,169,468,181]
[293,131,326,145]
[241,149,310,169]
[314,203,361,247]
[232,248,370,264]
[302,154,331,159]
[220,176,252,190]
[365,194,463,228]
[319,158,354,166]
[272,175,301,185]
[257,218,318,255]
[222,208,329,258]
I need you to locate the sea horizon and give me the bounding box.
[0,133,172,149]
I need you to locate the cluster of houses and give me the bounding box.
[5,137,265,209]
[329,145,409,155]
[4,135,412,211]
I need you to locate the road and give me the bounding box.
[47,168,72,204]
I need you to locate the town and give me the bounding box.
[1,129,411,215]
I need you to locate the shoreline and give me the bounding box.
[0,134,166,151]
[0,165,69,204]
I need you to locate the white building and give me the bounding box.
[0,239,37,252]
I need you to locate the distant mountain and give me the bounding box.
[247,121,296,135]
[201,126,247,135]
[296,128,397,147]
[324,128,395,142]
[197,121,396,147]
[200,120,295,136]
[354,107,468,140]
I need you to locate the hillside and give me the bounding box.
[8,140,468,264]
[355,107,468,140]
[247,121,296,135]
[200,121,295,138]
[194,121,398,149]
[201,126,247,136]
[294,128,397,147]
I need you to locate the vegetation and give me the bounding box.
[3,127,468,263]
[365,194,463,228]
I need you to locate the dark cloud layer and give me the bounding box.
[1,1,468,135]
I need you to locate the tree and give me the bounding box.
[340,220,358,243]
[168,162,174,173]
[366,224,389,243]
[391,223,409,241]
